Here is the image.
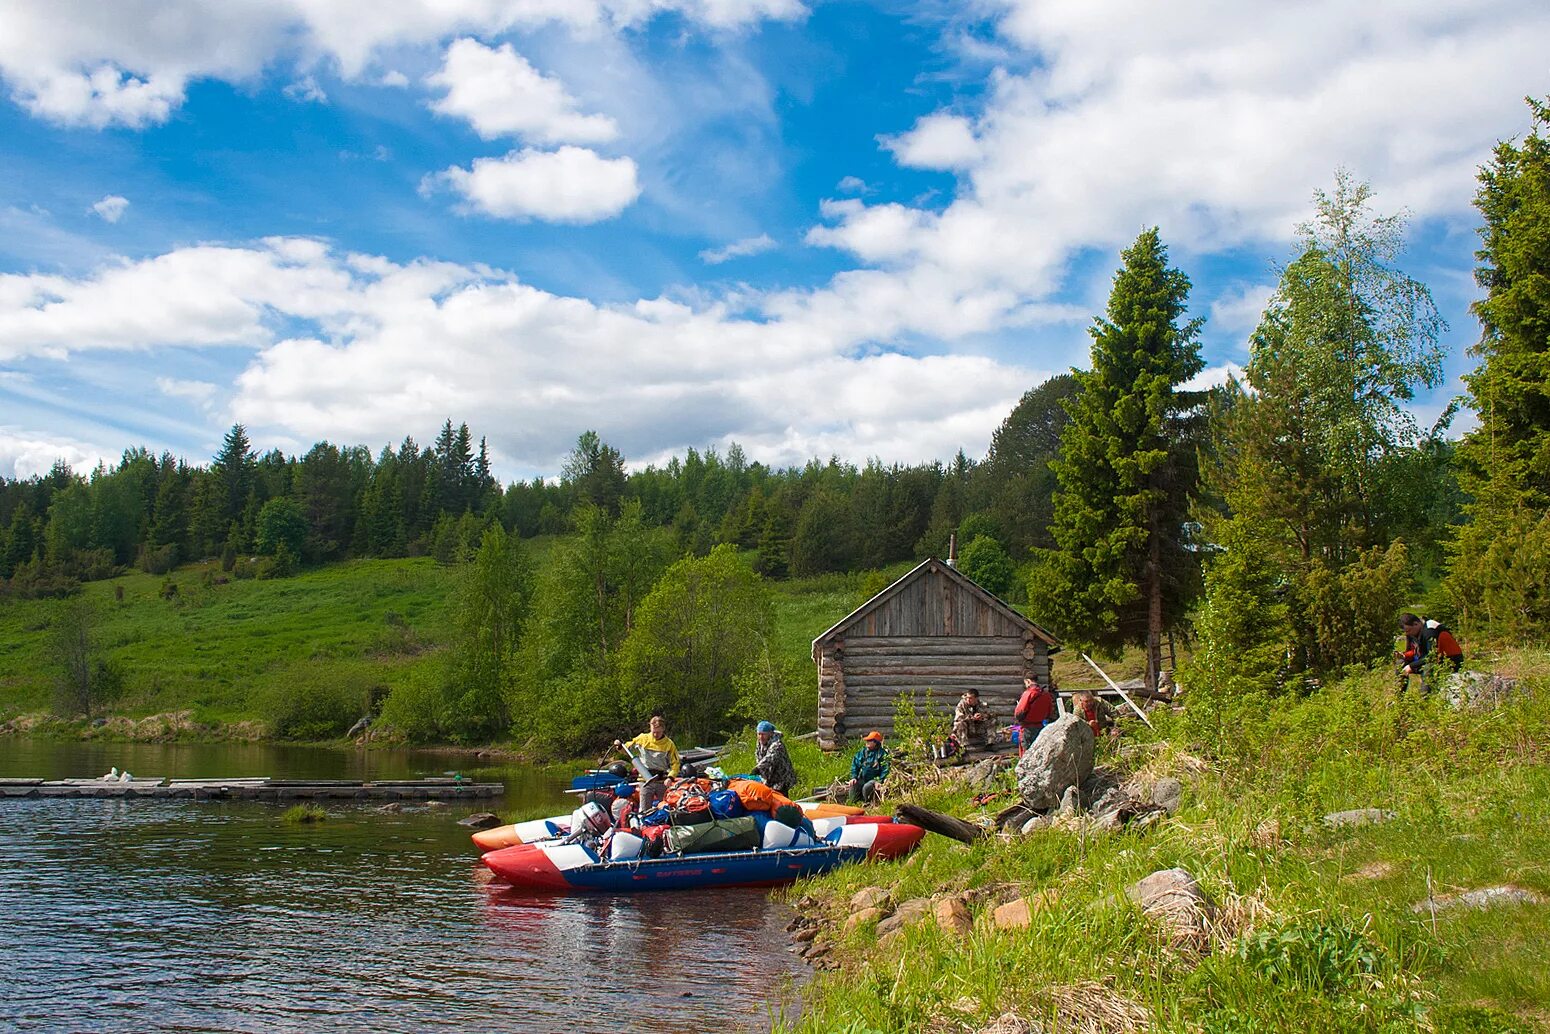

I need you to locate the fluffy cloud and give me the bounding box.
[426,146,641,222]
[0,0,804,127]
[155,377,218,408]
[428,38,616,144]
[90,195,129,223]
[883,113,980,170]
[699,233,776,264]
[816,0,1550,319]
[0,427,109,479]
[0,237,1034,474]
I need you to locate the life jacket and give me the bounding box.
[1080,700,1101,736]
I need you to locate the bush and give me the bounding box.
[140,543,178,575]
[1238,918,1382,993]
[262,676,364,739]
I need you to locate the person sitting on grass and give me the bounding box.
[847,730,890,804]
[952,688,992,752]
[753,720,797,796]
[1397,612,1465,692]
[1073,690,1119,740]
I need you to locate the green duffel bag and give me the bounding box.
[664,816,759,855]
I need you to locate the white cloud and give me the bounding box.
[699,233,776,264]
[0,1,803,128]
[883,113,980,170]
[155,376,218,408]
[0,427,109,479]
[376,69,409,88]
[282,75,327,103]
[1208,283,1276,338]
[90,195,129,223]
[811,0,1550,343]
[0,238,1037,475]
[1182,362,1244,393]
[836,175,867,194]
[428,38,616,144]
[426,146,641,223]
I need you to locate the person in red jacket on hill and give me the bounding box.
[1398,613,1464,692]
[1012,676,1054,754]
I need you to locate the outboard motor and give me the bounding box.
[570,801,612,838]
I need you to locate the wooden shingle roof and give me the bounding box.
[811,558,1060,659]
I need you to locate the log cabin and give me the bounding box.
[813,556,1060,749]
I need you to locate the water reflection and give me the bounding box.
[0,739,806,1033]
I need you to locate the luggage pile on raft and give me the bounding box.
[476,773,926,893]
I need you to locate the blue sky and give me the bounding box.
[0,1,1545,480]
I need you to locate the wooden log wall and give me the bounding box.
[817,634,1052,747]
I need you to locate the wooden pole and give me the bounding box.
[1080,652,1154,730]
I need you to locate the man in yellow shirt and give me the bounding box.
[613,712,679,812]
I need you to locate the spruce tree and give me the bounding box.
[1446,98,1550,639]
[211,424,255,528]
[1028,228,1205,690]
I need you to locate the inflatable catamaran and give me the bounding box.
[481,815,924,892]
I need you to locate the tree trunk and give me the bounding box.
[1146,507,1163,695]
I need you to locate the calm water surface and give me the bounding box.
[0,740,806,1033]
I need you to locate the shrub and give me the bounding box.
[1238,918,1382,993]
[262,676,363,739]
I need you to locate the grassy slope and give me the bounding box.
[0,558,456,724]
[779,656,1550,1034]
[0,548,891,731]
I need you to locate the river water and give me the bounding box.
[0,740,806,1033]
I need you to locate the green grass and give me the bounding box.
[280,803,328,824]
[0,547,884,739]
[0,557,457,726]
[778,653,1550,1033]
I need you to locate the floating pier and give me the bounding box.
[0,776,504,801]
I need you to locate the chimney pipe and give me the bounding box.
[947,531,957,567]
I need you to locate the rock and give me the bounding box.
[1413,884,1544,913]
[457,812,502,829]
[1057,786,1081,816]
[935,895,972,937]
[1444,671,1521,709]
[1020,814,1051,835]
[1015,714,1094,811]
[375,803,404,814]
[964,756,1011,790]
[1079,766,1123,808]
[851,886,891,911]
[877,897,933,938]
[1323,808,1395,829]
[425,800,450,810]
[791,925,819,943]
[1151,778,1183,815]
[1091,786,1132,820]
[844,907,884,933]
[1126,868,1216,946]
[1092,809,1127,833]
[989,892,1057,930]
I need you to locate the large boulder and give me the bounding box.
[1015,714,1094,811]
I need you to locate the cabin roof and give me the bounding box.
[811,557,1060,658]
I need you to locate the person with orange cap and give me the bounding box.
[846,730,891,804]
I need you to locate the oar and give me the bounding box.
[1081,652,1155,730]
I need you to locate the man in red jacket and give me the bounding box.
[1398,613,1464,692]
[1013,676,1054,754]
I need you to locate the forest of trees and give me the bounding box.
[5,99,1548,751]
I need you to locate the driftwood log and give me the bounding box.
[895,802,985,845]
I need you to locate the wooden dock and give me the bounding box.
[0,776,504,801]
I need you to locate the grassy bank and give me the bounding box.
[0,551,889,742]
[778,654,1550,1033]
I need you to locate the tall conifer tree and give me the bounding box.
[1029,228,1205,690]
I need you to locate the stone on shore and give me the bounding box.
[1015,715,1094,811]
[1323,808,1395,829]
[935,895,972,937]
[1127,868,1216,946]
[851,886,891,911]
[456,812,501,829]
